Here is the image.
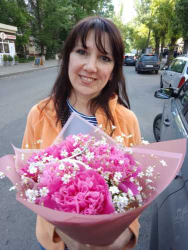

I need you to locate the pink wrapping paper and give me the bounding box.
[0,113,186,246]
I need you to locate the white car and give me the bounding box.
[160,56,188,88]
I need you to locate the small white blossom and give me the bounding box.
[146,166,154,177]
[112,125,116,130]
[61,174,71,184]
[60,150,68,157]
[137,186,143,191]
[109,186,120,194]
[0,171,5,179]
[114,172,122,180]
[21,175,29,184]
[25,189,39,203]
[138,172,144,178]
[85,151,94,161]
[39,187,49,197]
[37,139,43,144]
[142,140,149,145]
[59,163,65,170]
[115,136,124,143]
[28,164,38,174]
[21,154,25,161]
[130,177,134,182]
[9,186,16,191]
[118,160,124,165]
[72,147,82,155]
[160,160,167,167]
[6,166,11,171]
[145,179,153,184]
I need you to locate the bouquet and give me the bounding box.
[0,112,186,246]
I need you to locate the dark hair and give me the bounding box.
[49,16,130,127]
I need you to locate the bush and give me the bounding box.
[14,55,19,61]
[3,54,8,62]
[8,55,13,61]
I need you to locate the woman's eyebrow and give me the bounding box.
[74,44,113,56]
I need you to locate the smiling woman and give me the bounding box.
[22,16,142,250]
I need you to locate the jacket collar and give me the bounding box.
[37,94,119,134]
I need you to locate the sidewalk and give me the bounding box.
[0,59,60,78]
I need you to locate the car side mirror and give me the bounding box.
[162,66,169,70]
[154,87,178,99]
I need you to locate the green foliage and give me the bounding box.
[3,54,8,62]
[176,0,188,39]
[7,55,13,61]
[14,55,19,61]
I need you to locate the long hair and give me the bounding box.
[49,16,130,126]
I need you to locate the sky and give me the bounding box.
[112,0,137,24]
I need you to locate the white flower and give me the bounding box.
[118,160,124,165]
[85,151,94,161]
[28,164,38,174]
[72,147,82,155]
[59,163,65,170]
[109,186,120,194]
[115,136,124,143]
[160,160,167,167]
[60,150,68,157]
[37,139,43,144]
[21,153,25,160]
[61,174,71,184]
[94,124,103,132]
[0,171,5,179]
[114,172,122,180]
[21,175,29,184]
[138,172,144,178]
[130,177,134,182]
[137,186,143,191]
[122,133,133,138]
[112,125,116,130]
[6,166,11,171]
[39,187,49,197]
[146,166,154,177]
[9,186,16,191]
[142,140,149,145]
[145,179,153,184]
[25,189,38,203]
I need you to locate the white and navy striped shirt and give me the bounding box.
[66,99,98,126]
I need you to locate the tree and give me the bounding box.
[176,0,188,54]
[0,0,31,56]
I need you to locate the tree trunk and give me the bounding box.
[160,38,165,60]
[167,38,176,66]
[146,29,151,48]
[155,36,160,56]
[183,38,188,55]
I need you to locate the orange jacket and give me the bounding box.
[22,95,142,250]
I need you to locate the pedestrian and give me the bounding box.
[22,16,141,250]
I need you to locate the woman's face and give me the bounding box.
[68,30,114,101]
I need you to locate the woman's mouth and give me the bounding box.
[80,75,96,83]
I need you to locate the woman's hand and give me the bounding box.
[55,227,133,250]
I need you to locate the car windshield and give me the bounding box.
[142,55,158,61]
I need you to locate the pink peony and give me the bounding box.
[51,170,115,215]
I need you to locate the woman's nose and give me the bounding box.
[83,56,97,72]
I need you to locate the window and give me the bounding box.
[142,55,158,61]
[178,81,188,107]
[171,59,186,73]
[0,42,3,53]
[4,43,9,53]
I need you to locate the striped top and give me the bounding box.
[64,99,98,126]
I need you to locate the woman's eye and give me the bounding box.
[100,55,111,62]
[77,49,86,55]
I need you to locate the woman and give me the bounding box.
[22,16,141,250]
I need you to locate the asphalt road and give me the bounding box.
[0,66,165,250]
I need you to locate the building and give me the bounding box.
[0,23,17,66]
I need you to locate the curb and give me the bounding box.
[0,65,60,79]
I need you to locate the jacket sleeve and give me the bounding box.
[22,105,40,150]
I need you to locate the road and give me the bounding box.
[0,66,165,250]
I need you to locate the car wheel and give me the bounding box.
[155,70,158,74]
[135,67,137,71]
[153,114,162,142]
[160,77,163,88]
[137,70,140,74]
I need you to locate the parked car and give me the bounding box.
[135,54,160,74]
[150,80,188,250]
[160,56,188,89]
[123,53,137,66]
